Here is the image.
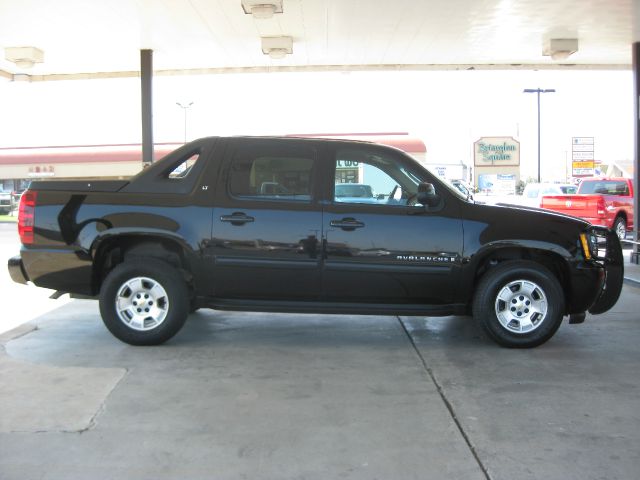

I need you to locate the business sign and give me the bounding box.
[477,173,517,195]
[572,144,596,152]
[572,137,594,177]
[336,160,360,168]
[429,164,465,180]
[572,151,595,160]
[27,165,55,177]
[572,161,595,169]
[474,137,520,166]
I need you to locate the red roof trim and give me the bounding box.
[0,144,181,166]
[0,135,427,167]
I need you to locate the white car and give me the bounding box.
[520,183,577,208]
[0,187,12,214]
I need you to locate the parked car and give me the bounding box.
[519,183,577,208]
[334,183,375,202]
[0,186,12,214]
[541,177,634,240]
[449,179,474,201]
[8,136,622,348]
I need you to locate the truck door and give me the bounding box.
[323,145,463,305]
[209,138,323,300]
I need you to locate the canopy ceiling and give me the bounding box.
[0,0,634,81]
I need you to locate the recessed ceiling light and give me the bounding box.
[5,46,44,69]
[261,36,293,59]
[543,39,578,61]
[241,1,283,19]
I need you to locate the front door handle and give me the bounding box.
[330,218,365,231]
[220,212,255,225]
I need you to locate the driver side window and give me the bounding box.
[333,148,420,206]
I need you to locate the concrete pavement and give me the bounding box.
[1,289,639,479]
[2,307,486,480]
[0,223,71,335]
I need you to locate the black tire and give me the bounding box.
[473,260,565,348]
[99,259,189,345]
[613,216,626,240]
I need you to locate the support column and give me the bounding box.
[633,42,640,263]
[141,49,154,166]
[633,0,640,263]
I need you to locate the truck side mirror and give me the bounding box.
[417,182,440,208]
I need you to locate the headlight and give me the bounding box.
[589,233,599,258]
[580,231,601,260]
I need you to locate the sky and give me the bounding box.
[0,68,633,182]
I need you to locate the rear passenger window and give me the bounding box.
[168,153,199,179]
[228,143,315,202]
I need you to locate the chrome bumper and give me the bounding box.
[7,255,29,285]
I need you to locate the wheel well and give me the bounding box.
[614,212,627,224]
[92,236,193,295]
[474,248,569,304]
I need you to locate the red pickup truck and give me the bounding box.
[540,177,634,240]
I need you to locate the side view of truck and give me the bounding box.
[8,136,623,348]
[540,177,634,240]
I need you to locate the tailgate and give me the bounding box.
[540,194,601,217]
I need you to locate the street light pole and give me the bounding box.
[523,88,555,182]
[176,101,194,143]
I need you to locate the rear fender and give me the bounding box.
[91,230,197,290]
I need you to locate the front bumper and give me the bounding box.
[8,255,29,285]
[588,228,623,315]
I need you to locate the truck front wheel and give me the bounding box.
[99,259,189,345]
[473,260,565,348]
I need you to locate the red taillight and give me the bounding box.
[596,197,606,217]
[18,191,37,245]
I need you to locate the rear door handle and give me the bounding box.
[220,213,255,225]
[330,218,365,231]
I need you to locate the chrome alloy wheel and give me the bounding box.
[494,280,548,334]
[615,220,626,240]
[115,276,169,331]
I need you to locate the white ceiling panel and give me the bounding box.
[0,0,634,79]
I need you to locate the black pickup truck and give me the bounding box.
[8,136,623,347]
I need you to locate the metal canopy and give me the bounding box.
[0,0,634,80]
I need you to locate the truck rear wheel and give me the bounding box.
[613,217,626,240]
[99,259,189,345]
[473,260,565,348]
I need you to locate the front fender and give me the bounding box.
[588,229,623,315]
[472,239,574,263]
